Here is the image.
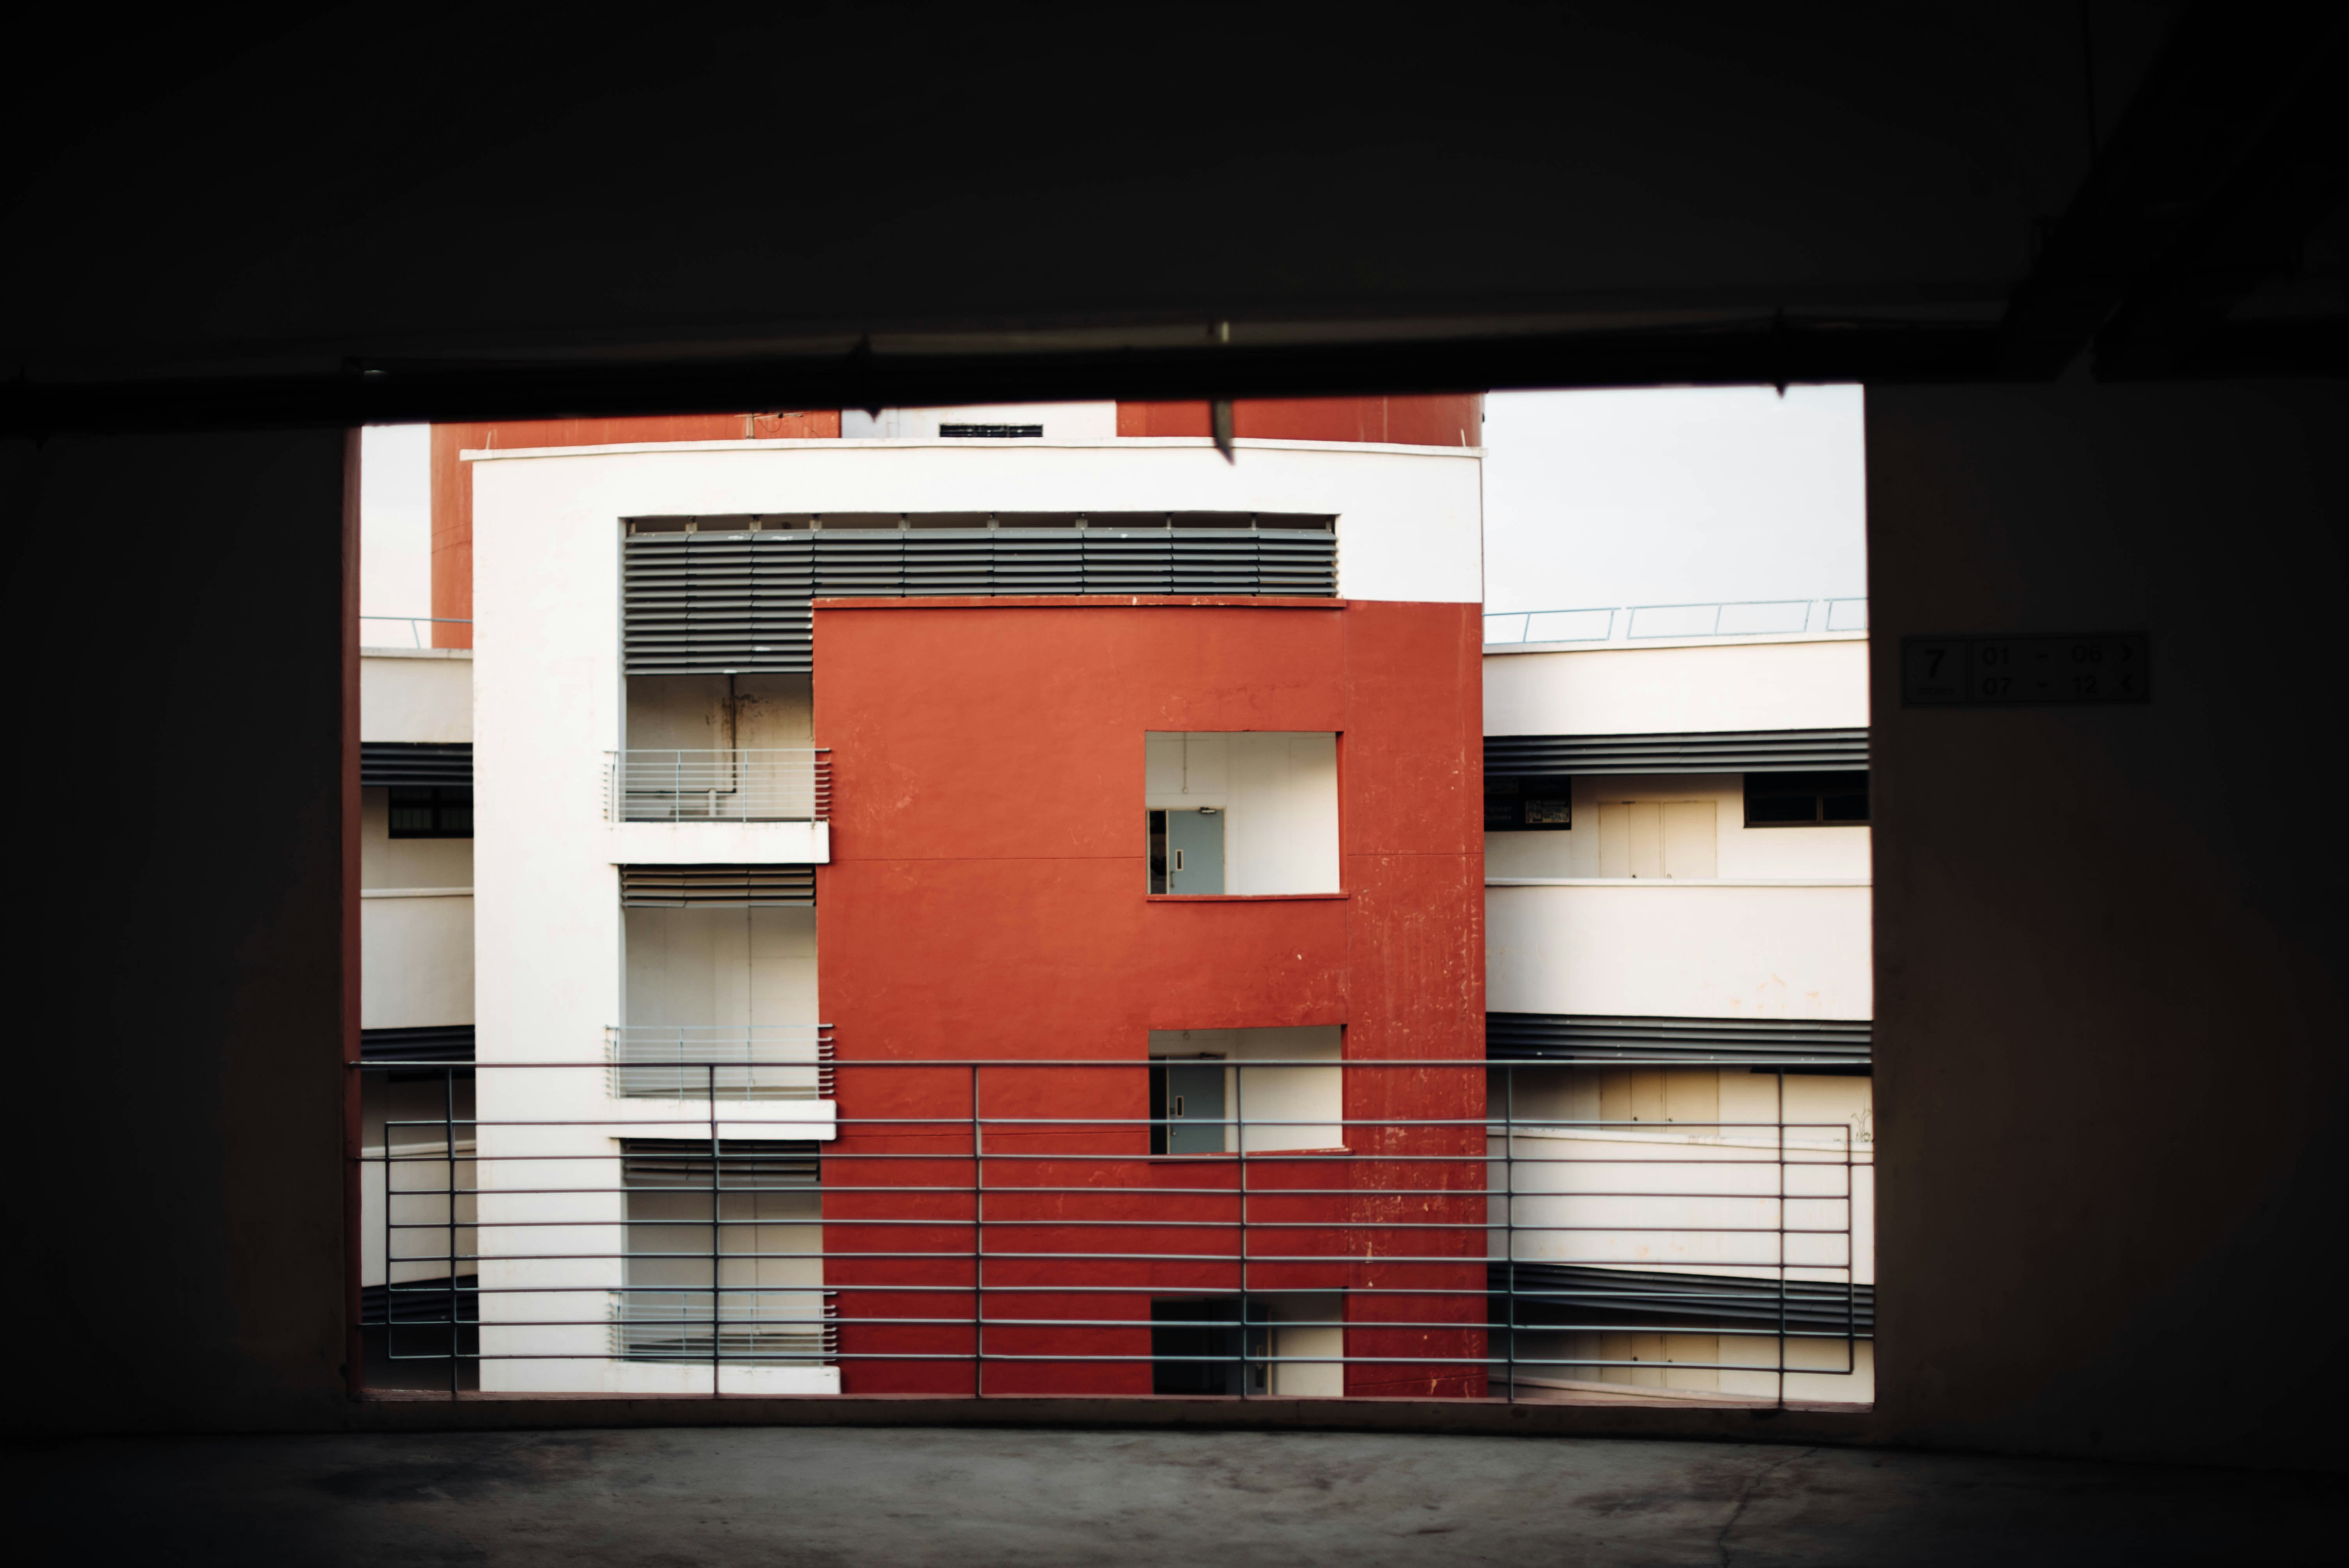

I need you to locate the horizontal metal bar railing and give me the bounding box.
[604,748,831,823]
[606,1025,835,1099]
[354,1056,1870,1406]
[1481,597,1868,646]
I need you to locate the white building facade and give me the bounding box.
[1483,625,1875,1408]
[463,426,1484,1395]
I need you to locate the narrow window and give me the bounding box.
[1744,770,1870,827]
[1485,775,1572,830]
[388,785,473,839]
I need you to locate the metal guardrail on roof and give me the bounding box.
[360,616,473,649]
[1483,599,1867,646]
[355,1055,1868,1405]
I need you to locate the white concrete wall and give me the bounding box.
[1490,1127,1870,1279]
[1150,1026,1343,1153]
[1145,732,1341,895]
[468,436,1483,606]
[625,674,813,750]
[360,648,473,743]
[1270,1292,1344,1397]
[361,892,475,1030]
[1484,636,1868,737]
[1486,775,1872,881]
[1486,883,1872,1019]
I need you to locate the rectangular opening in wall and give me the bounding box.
[618,897,822,1100]
[618,1139,830,1367]
[389,785,473,839]
[1144,732,1339,895]
[1745,770,1870,826]
[1486,775,1571,831]
[1149,1026,1342,1153]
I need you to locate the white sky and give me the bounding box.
[1480,386,1866,614]
[358,390,1869,631]
[359,424,432,636]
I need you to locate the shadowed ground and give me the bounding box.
[12,1425,2344,1566]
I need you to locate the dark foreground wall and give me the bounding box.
[0,431,354,1432]
[2,390,2344,1468]
[1868,381,2349,1470]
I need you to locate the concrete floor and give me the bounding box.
[12,1425,2344,1566]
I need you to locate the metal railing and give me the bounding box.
[1483,598,1868,646]
[607,1025,836,1100]
[606,748,832,823]
[613,1290,838,1364]
[360,615,473,649]
[356,1056,1868,1408]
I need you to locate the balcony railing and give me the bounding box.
[354,1056,1868,1408]
[613,1290,838,1365]
[606,748,831,823]
[1483,598,1868,646]
[607,1025,836,1099]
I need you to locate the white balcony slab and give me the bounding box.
[606,821,829,864]
[562,1100,840,1140]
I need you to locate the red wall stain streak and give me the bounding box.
[815,596,1487,1396]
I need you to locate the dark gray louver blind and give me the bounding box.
[620,1138,820,1188]
[359,1025,477,1064]
[360,742,473,785]
[1485,728,1868,775]
[1487,1013,1871,1066]
[624,521,1338,674]
[619,864,815,907]
[1493,1262,1872,1335]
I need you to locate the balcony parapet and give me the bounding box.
[606,749,831,824]
[606,1025,835,1101]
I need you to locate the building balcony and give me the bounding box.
[607,1025,836,1102]
[604,749,831,862]
[1486,878,1871,1021]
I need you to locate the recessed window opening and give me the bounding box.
[389,785,473,838]
[1149,1026,1342,1154]
[619,868,821,1101]
[1745,770,1870,826]
[619,1138,829,1369]
[1486,775,1570,831]
[1145,732,1339,895]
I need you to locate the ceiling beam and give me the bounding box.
[1998,2,2349,379]
[0,320,2000,438]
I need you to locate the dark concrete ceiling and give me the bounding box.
[3,0,2338,430]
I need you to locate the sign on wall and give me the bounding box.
[1902,633,2150,706]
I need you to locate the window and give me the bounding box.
[1485,775,1572,830]
[937,423,1043,438]
[1745,770,1870,827]
[1151,1297,1271,1395]
[1149,1026,1342,1154]
[1144,732,1340,895]
[389,785,473,839]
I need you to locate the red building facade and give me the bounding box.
[815,591,1486,1396]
